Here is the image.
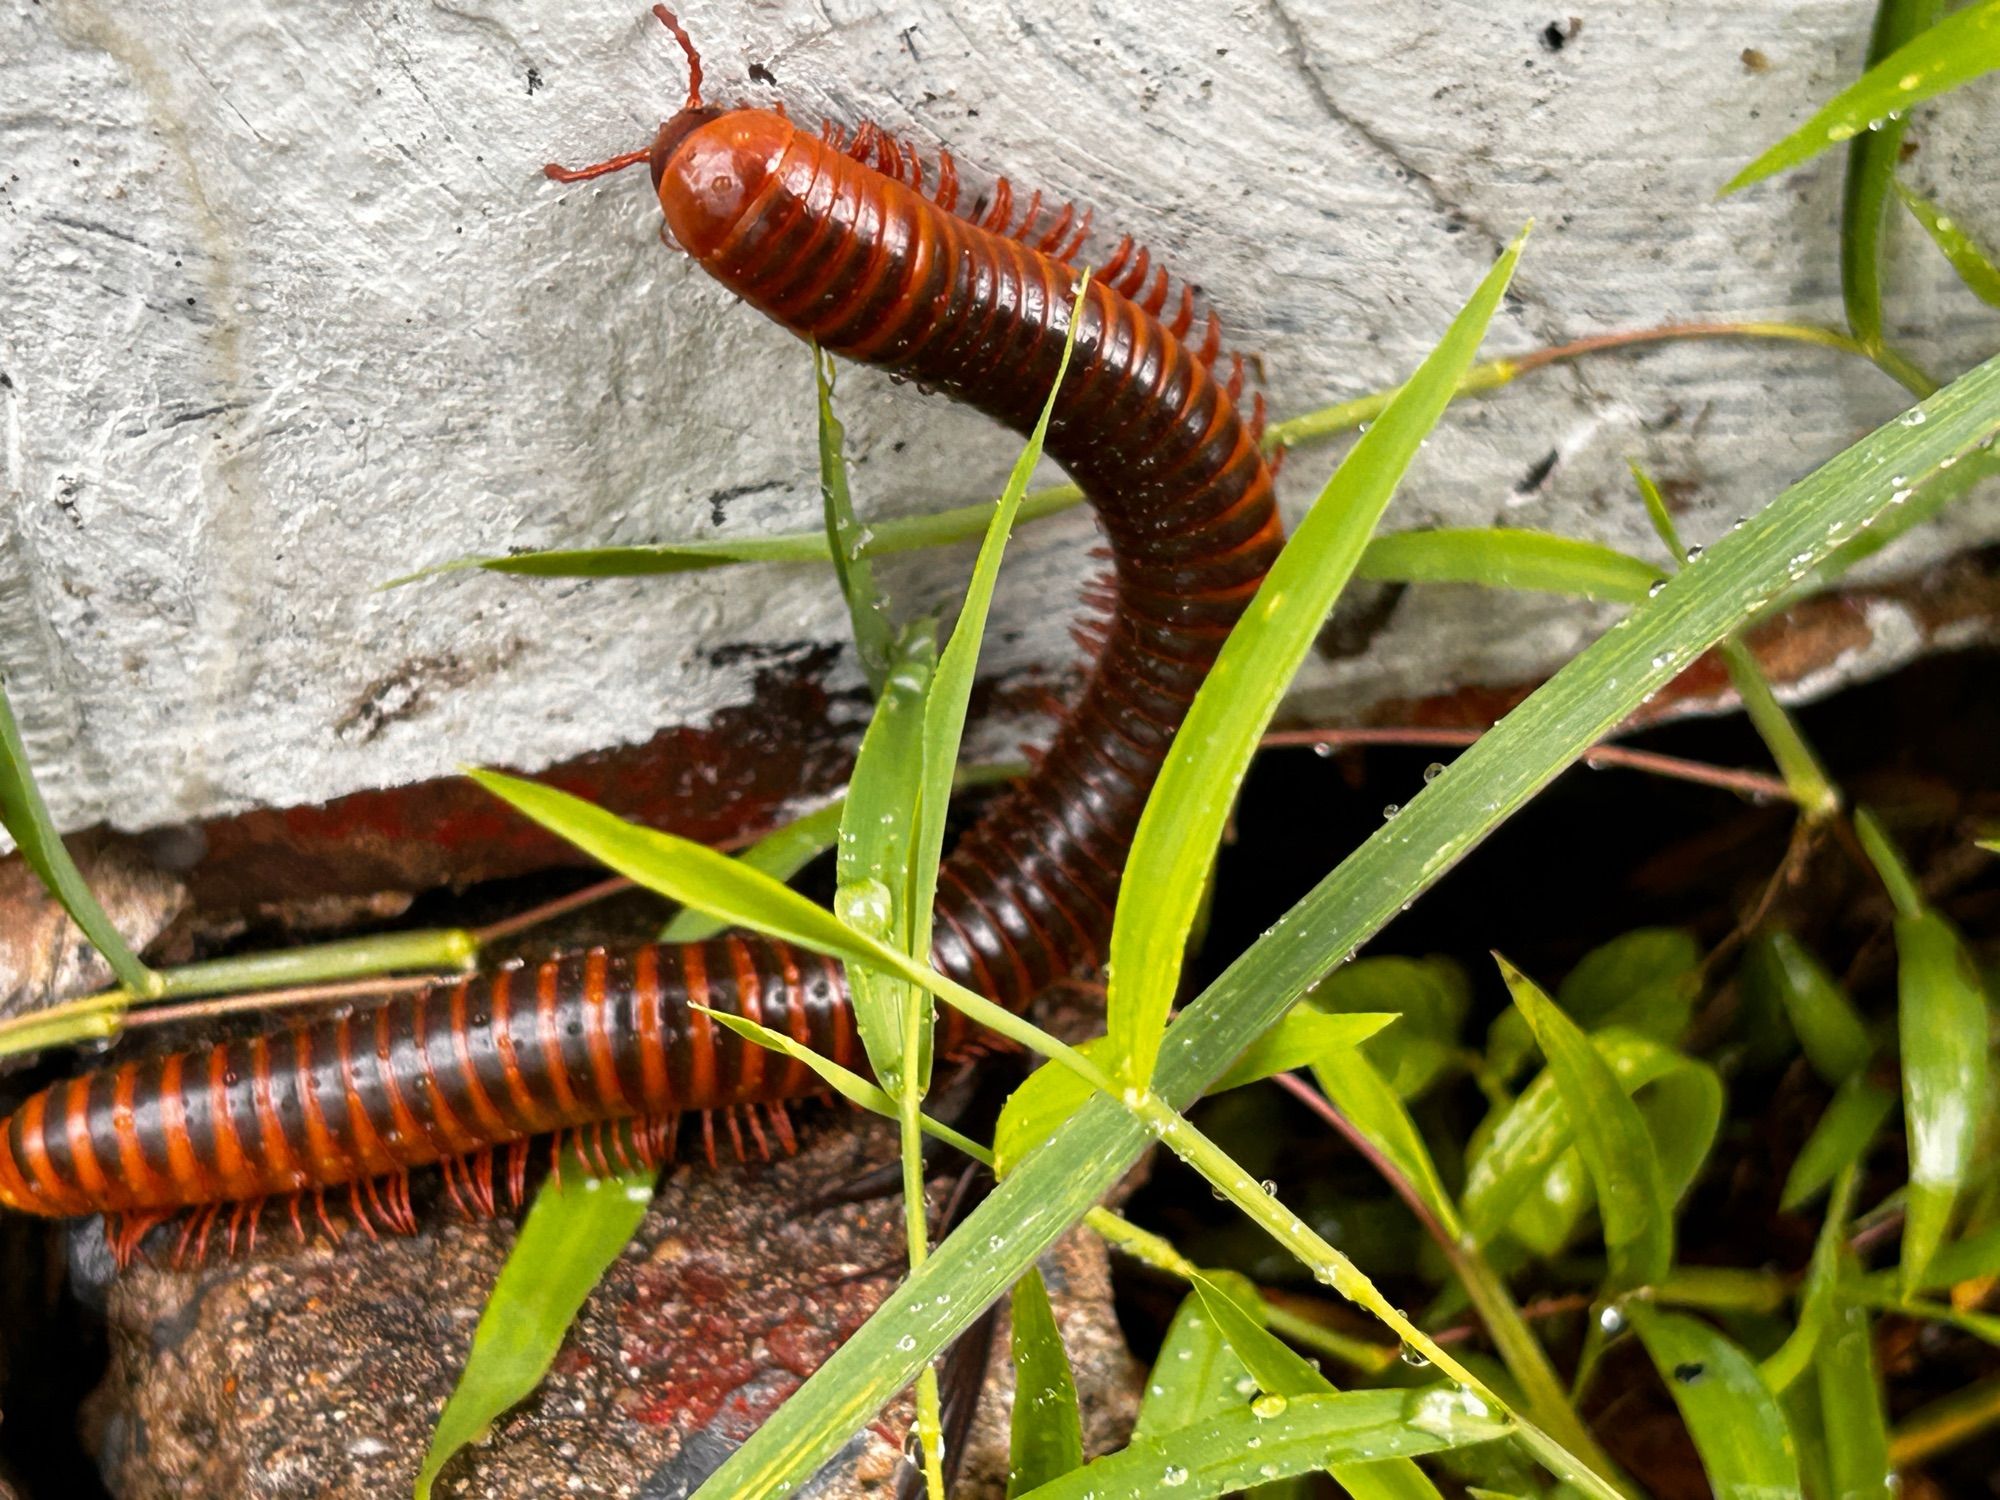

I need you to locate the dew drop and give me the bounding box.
[1382,803,1402,820]
[1599,1304,1627,1334]
[1161,1465,1189,1488]
[1251,1393,1289,1419]
[1422,761,1445,782]
[1647,578,1667,598]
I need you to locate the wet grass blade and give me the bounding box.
[688,347,2000,1500]
[1627,1306,1802,1500]
[658,800,846,941]
[1740,930,1875,1084]
[1896,180,2000,307]
[1007,1270,1084,1496]
[1356,528,1662,604]
[1816,1291,1894,1500]
[1015,1388,1509,1500]
[1497,959,1672,1288]
[1841,0,1946,350]
[1855,809,1994,1294]
[1722,0,2000,195]
[1105,230,1527,1091]
[0,678,158,999]
[1192,1273,1448,1500]
[1309,1049,1460,1233]
[414,1161,657,1500]
[1134,1284,1258,1440]
[836,629,937,1085]
[913,273,1088,964]
[815,344,897,694]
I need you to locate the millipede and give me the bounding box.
[0,5,1285,1265]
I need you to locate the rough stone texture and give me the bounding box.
[3,0,1998,855]
[82,1114,1140,1499]
[0,832,185,1022]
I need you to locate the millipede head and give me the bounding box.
[542,5,718,189]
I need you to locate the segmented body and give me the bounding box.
[0,12,1283,1251]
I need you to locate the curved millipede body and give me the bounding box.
[0,7,1284,1257]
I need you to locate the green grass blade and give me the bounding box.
[1192,1274,1447,1500]
[1496,960,1672,1288]
[414,1159,657,1500]
[1304,956,1470,1100]
[913,273,1087,964]
[688,349,2000,1500]
[1816,1289,1895,1500]
[1889,907,1991,1295]
[1740,930,1874,1084]
[1106,230,1527,1091]
[1627,1306,1803,1500]
[658,800,846,941]
[1841,0,1947,349]
[692,1006,994,1164]
[1782,1075,1896,1212]
[1463,1029,1693,1245]
[1763,1167,1862,1394]
[815,344,897,694]
[1309,1049,1461,1235]
[1015,1388,1509,1500]
[1722,0,2000,195]
[1896,180,2000,308]
[1134,1283,1259,1440]
[1356,528,1663,604]
[1206,1010,1395,1093]
[0,678,158,998]
[836,628,937,1085]
[1007,1269,1085,1496]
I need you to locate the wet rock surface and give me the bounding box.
[80,1114,1139,1499]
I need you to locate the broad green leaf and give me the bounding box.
[1816,1288,1895,1500]
[1309,1049,1462,1236]
[415,1159,657,1499]
[1134,1283,1259,1440]
[1354,528,1662,604]
[1892,908,1992,1294]
[1497,959,1672,1287]
[1897,180,2000,308]
[814,345,897,693]
[1208,1010,1396,1094]
[690,339,2000,1500]
[659,799,846,942]
[1842,0,1947,349]
[1465,1029,1716,1249]
[1105,231,1527,1090]
[1722,0,2000,195]
[1782,1075,1895,1212]
[1018,1388,1509,1499]
[0,678,157,998]
[835,628,937,1087]
[1304,956,1471,1099]
[1629,1307,1801,1500]
[1191,1273,1447,1500]
[1740,930,1874,1084]
[1008,1269,1084,1496]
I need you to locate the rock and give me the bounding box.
[4,0,1997,857]
[0,834,185,1023]
[82,1113,1140,1499]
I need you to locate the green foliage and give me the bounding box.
[1627,1307,1803,1499]
[1104,232,1528,1092]
[0,677,158,999]
[1007,1270,1085,1496]
[1723,0,2000,194]
[414,1151,657,1499]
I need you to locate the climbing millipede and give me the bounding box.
[0,5,1284,1265]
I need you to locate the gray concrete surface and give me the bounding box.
[4,0,1998,850]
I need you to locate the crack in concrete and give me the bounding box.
[1258,0,1580,362]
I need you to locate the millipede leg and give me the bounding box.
[506,1141,530,1207]
[349,1181,381,1242]
[768,1102,798,1155]
[725,1108,747,1163]
[743,1104,771,1162]
[314,1188,338,1243]
[700,1110,718,1169]
[440,1155,472,1219]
